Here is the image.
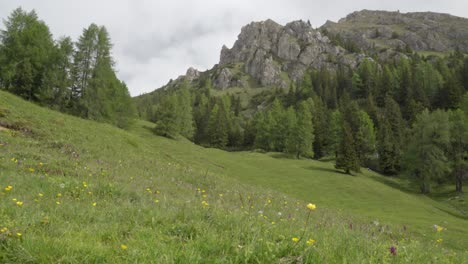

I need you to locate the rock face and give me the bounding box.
[218,19,362,89]
[185,67,200,82]
[321,10,468,53]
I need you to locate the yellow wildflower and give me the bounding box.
[38,193,44,197]
[12,198,17,202]
[39,162,43,166]
[437,238,443,243]
[292,237,300,243]
[306,239,316,245]
[92,202,97,207]
[57,193,62,197]
[307,203,316,210]
[16,232,22,237]
[0,227,7,233]
[154,200,159,203]
[16,201,23,206]
[56,201,61,205]
[28,168,35,172]
[201,201,209,207]
[120,244,128,250]
[437,226,444,232]
[4,185,13,191]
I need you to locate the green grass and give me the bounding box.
[0,91,467,263]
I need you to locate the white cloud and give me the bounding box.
[0,0,467,95]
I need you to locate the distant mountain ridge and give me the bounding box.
[137,9,468,96]
[322,10,468,54]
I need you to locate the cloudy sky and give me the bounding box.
[0,1,466,96]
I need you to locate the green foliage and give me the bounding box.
[154,94,179,138]
[403,109,450,193]
[295,101,314,158]
[448,109,468,192]
[0,8,135,128]
[0,8,55,101]
[1,91,468,261]
[335,122,360,174]
[207,103,229,148]
[177,81,195,139]
[354,110,376,165]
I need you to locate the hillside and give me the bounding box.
[321,10,468,54]
[1,91,467,262]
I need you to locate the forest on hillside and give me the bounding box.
[0,7,466,195]
[138,50,468,194]
[0,8,135,128]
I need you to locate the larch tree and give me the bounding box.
[335,121,360,174]
[448,109,468,192]
[403,109,450,193]
[0,8,55,101]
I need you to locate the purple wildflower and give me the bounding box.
[389,246,397,256]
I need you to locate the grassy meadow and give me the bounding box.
[0,90,467,263]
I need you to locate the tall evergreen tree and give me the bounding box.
[154,94,179,138]
[0,8,55,101]
[295,102,314,158]
[270,99,286,151]
[448,109,468,192]
[355,110,376,165]
[403,109,450,193]
[335,122,360,174]
[284,107,299,156]
[177,81,195,139]
[208,103,228,148]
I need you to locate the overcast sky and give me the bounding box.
[0,1,467,96]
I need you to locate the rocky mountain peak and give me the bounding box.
[218,19,362,90]
[323,10,468,53]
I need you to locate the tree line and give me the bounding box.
[143,51,468,194]
[0,8,135,128]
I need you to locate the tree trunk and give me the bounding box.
[456,173,463,193]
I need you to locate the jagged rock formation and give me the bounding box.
[218,19,364,89]
[144,10,468,94]
[322,10,468,53]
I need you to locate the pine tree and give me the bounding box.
[254,111,275,151]
[270,99,286,151]
[335,122,360,174]
[208,103,228,148]
[449,109,468,192]
[377,119,400,175]
[284,107,299,156]
[328,110,342,157]
[403,109,450,193]
[308,97,330,158]
[295,102,314,158]
[355,110,376,165]
[0,8,55,101]
[377,96,405,175]
[154,94,179,138]
[177,81,195,139]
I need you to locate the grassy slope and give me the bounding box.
[0,91,467,263]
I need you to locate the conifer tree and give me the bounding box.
[355,110,376,165]
[177,81,195,139]
[0,8,55,101]
[284,107,299,156]
[449,109,468,192]
[295,102,314,158]
[335,122,360,174]
[208,103,228,148]
[403,109,450,193]
[270,99,286,151]
[154,94,179,138]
